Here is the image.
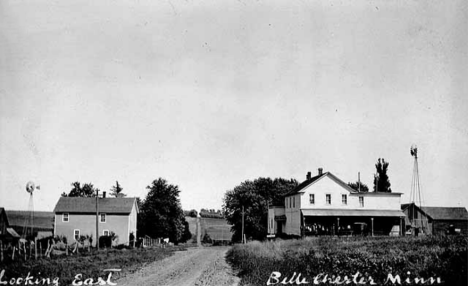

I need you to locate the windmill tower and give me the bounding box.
[409,145,428,235]
[22,181,40,239]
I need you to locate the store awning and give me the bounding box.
[301,209,405,217]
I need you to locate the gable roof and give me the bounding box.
[286,172,358,196]
[401,203,468,221]
[421,206,468,220]
[53,197,138,214]
[5,210,54,229]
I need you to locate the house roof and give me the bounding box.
[5,210,54,229]
[401,203,468,221]
[285,172,358,196]
[6,228,20,238]
[53,197,138,214]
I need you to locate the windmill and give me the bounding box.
[408,145,428,235]
[22,181,40,239]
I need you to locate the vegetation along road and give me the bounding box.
[116,246,239,286]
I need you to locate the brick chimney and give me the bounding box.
[318,168,323,175]
[306,172,311,180]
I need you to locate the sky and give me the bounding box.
[1,0,467,212]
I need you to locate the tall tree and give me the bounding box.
[61,182,99,197]
[347,181,369,192]
[138,178,187,243]
[373,158,392,192]
[223,177,298,242]
[110,181,126,197]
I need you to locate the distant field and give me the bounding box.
[185,216,232,242]
[227,235,468,286]
[201,217,232,241]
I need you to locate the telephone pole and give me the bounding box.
[96,190,99,249]
[241,205,245,244]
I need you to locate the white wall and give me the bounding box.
[298,175,401,210]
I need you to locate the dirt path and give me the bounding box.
[116,246,240,286]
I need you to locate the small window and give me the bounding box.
[100,213,106,223]
[326,194,331,205]
[74,229,80,240]
[359,196,364,207]
[342,194,347,205]
[62,213,69,222]
[310,194,315,204]
[103,230,110,236]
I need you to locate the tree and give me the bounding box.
[110,181,126,197]
[61,182,99,197]
[373,158,392,192]
[347,181,369,192]
[222,177,298,242]
[138,178,187,244]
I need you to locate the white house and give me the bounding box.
[268,168,405,237]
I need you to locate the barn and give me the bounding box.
[401,203,468,235]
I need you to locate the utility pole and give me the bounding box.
[96,190,99,249]
[241,205,245,244]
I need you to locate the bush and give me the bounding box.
[99,236,112,248]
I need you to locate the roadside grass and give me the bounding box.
[1,246,186,285]
[227,236,467,286]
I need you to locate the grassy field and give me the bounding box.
[0,246,186,286]
[200,217,232,241]
[227,236,467,286]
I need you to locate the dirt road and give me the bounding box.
[116,246,240,286]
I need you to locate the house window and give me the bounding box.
[310,194,315,204]
[342,194,347,205]
[359,196,364,207]
[74,229,80,240]
[103,230,110,236]
[100,213,106,223]
[326,194,331,205]
[62,213,69,222]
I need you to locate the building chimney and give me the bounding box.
[306,172,311,180]
[318,168,323,175]
[103,191,106,198]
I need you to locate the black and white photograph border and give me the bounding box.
[0,0,467,285]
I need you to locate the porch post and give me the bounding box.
[400,217,403,236]
[371,218,374,237]
[337,217,340,236]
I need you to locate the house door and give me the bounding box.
[277,222,282,234]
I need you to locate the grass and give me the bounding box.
[227,235,468,286]
[185,216,233,241]
[0,246,186,285]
